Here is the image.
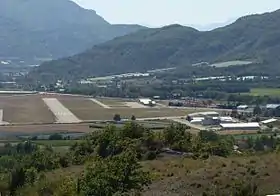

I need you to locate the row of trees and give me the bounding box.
[1,122,280,195]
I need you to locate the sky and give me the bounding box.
[73,0,280,28]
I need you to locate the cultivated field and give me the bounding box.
[209,60,253,67]
[247,88,280,97]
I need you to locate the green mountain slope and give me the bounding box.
[0,0,145,61]
[29,9,280,82]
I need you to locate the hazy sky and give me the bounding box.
[73,0,280,27]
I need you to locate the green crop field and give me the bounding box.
[33,140,81,147]
[245,88,280,97]
[232,133,274,140]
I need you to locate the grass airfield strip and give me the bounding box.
[59,99,191,120]
[0,95,55,124]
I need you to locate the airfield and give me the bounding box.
[0,93,195,134]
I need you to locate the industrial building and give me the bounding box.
[190,116,236,126]
[220,122,260,131]
[187,111,219,119]
[261,118,278,125]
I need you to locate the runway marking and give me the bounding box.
[0,109,9,125]
[42,98,81,123]
[90,98,111,109]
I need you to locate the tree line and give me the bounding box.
[0,122,280,195]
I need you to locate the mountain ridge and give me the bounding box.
[0,0,145,62]
[27,8,280,83]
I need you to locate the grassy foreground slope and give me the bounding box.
[29,9,280,82]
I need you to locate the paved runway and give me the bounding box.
[42,98,81,123]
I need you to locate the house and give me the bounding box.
[220,122,260,131]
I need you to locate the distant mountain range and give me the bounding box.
[28,9,280,83]
[0,0,145,62]
[190,18,237,31]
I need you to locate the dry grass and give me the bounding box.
[142,153,280,195]
[95,98,130,107]
[59,97,190,120]
[42,153,280,196]
[66,107,189,121]
[0,95,55,123]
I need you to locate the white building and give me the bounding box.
[220,122,260,131]
[261,118,278,125]
[188,111,219,118]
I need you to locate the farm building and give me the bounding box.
[190,117,205,124]
[190,116,235,126]
[187,111,219,121]
[220,122,260,131]
[261,118,278,125]
[138,98,156,106]
[202,116,221,126]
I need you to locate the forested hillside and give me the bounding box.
[28,9,280,82]
[0,0,144,61]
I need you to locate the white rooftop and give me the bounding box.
[266,104,280,109]
[237,105,248,109]
[189,111,219,117]
[191,119,203,123]
[261,118,278,124]
[220,122,260,128]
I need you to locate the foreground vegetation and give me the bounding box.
[0,122,280,195]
